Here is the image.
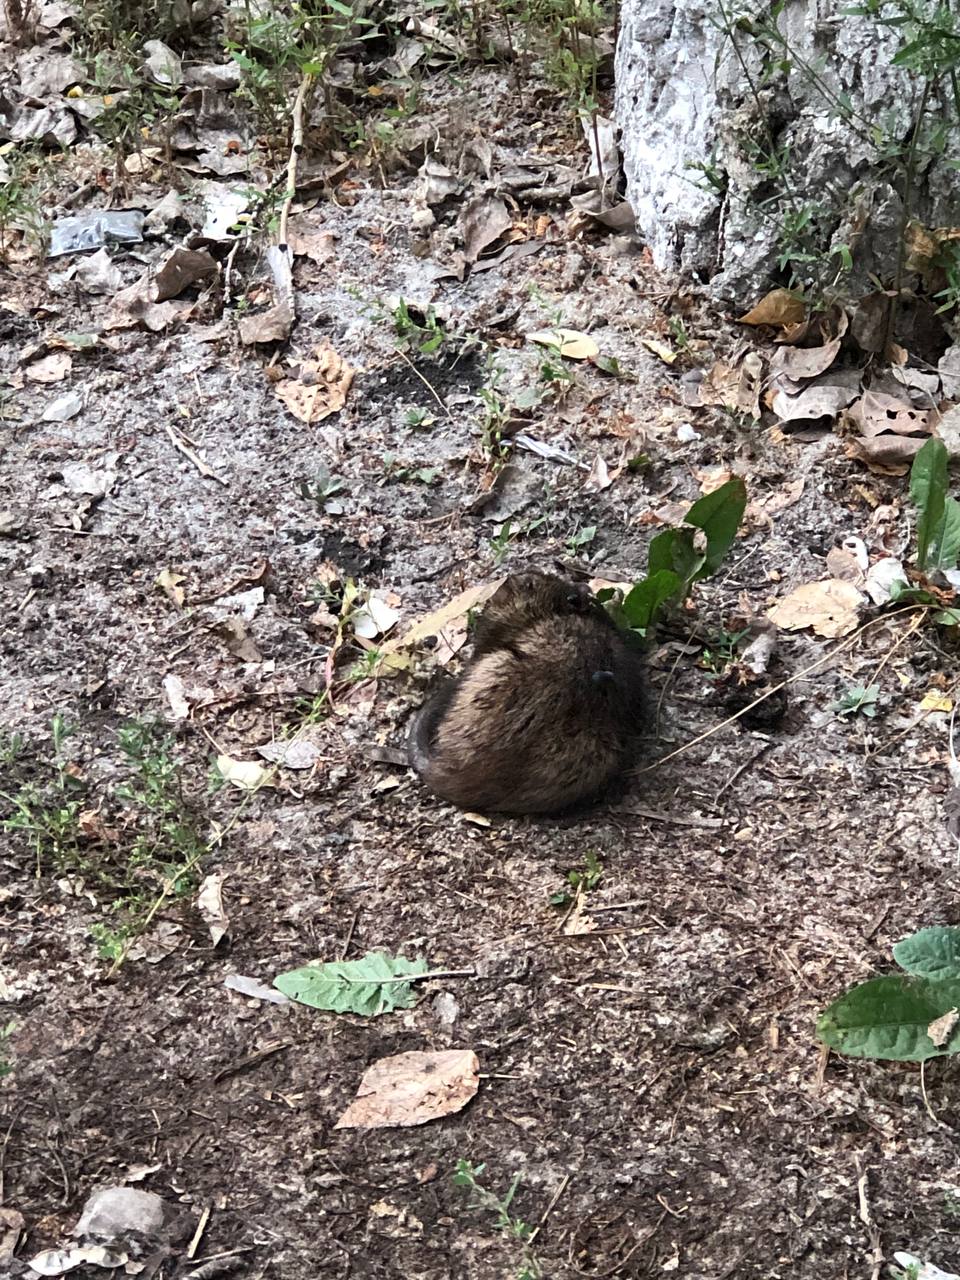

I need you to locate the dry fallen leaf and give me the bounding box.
[275,341,355,423]
[216,755,271,791]
[739,288,806,328]
[698,353,762,417]
[25,351,71,383]
[920,692,954,714]
[527,327,599,360]
[767,579,863,638]
[769,335,842,381]
[156,567,186,608]
[197,871,230,946]
[335,1049,479,1130]
[640,337,677,364]
[928,1008,959,1047]
[384,580,502,654]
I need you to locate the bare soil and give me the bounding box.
[3,47,960,1280]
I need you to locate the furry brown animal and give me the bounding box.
[409,573,645,815]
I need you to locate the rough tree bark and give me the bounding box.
[614,0,960,306]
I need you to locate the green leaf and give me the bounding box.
[647,528,703,583]
[930,495,960,570]
[910,437,949,569]
[934,607,960,625]
[684,478,747,579]
[893,926,960,980]
[817,974,960,1060]
[621,570,681,631]
[274,950,428,1016]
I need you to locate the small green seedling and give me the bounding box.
[453,1160,540,1279]
[300,468,347,514]
[603,478,747,637]
[565,524,597,555]
[831,683,880,718]
[699,627,749,675]
[404,407,435,428]
[392,297,446,356]
[550,850,603,907]
[382,453,441,485]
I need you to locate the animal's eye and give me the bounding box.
[592,669,616,688]
[567,591,590,612]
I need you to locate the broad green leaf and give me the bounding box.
[930,495,960,570]
[817,974,960,1060]
[910,437,948,569]
[648,529,702,584]
[684,478,747,578]
[622,570,681,631]
[934,607,960,625]
[274,950,428,1016]
[894,926,960,979]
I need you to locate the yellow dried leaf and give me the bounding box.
[767,579,863,638]
[739,289,806,328]
[274,341,354,424]
[216,755,271,791]
[527,327,599,360]
[920,692,953,713]
[156,568,186,608]
[383,581,502,654]
[640,337,677,364]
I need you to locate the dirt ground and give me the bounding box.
[4,19,960,1280]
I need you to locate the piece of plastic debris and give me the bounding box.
[513,434,578,465]
[49,211,145,257]
[224,973,290,1003]
[676,423,700,443]
[27,1245,127,1276]
[75,1186,167,1240]
[864,556,909,605]
[353,595,400,639]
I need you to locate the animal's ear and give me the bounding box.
[591,669,616,690]
[566,588,592,613]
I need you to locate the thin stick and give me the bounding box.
[920,1059,941,1126]
[278,71,314,251]
[164,422,228,486]
[392,345,452,416]
[187,1205,211,1259]
[528,1173,570,1243]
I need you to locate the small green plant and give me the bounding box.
[453,1160,540,1280]
[819,925,960,1061]
[381,453,441,485]
[300,468,347,514]
[550,850,603,907]
[536,335,578,399]
[1,716,203,959]
[831,683,880,718]
[699,627,749,676]
[391,297,446,356]
[0,144,50,255]
[490,519,518,566]
[603,478,747,637]
[404,406,435,429]
[565,524,597,555]
[1,714,85,872]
